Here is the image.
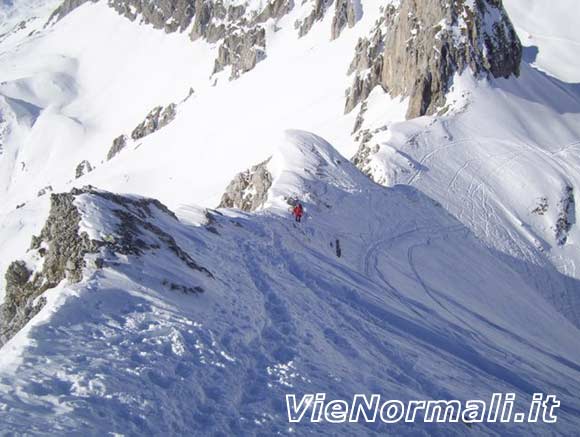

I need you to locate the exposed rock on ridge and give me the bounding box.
[107,134,128,161]
[344,24,385,114]
[109,0,195,33]
[296,0,332,37]
[190,0,234,42]
[294,0,362,39]
[345,0,522,118]
[75,160,94,179]
[555,186,575,246]
[1,187,212,346]
[51,0,296,80]
[131,104,177,141]
[330,0,360,40]
[1,192,99,346]
[191,0,280,80]
[84,189,213,277]
[219,158,273,211]
[50,0,194,33]
[107,102,176,161]
[212,26,266,80]
[256,0,293,22]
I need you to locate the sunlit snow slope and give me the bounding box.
[0,0,579,435]
[1,131,579,435]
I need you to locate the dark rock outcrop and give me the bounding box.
[190,0,272,80]
[555,186,575,246]
[330,0,359,40]
[1,187,213,345]
[351,128,375,173]
[345,0,522,118]
[75,160,94,179]
[351,127,418,187]
[213,26,266,79]
[296,0,332,37]
[344,26,385,114]
[86,189,212,276]
[256,0,293,22]
[109,0,195,33]
[532,197,549,216]
[219,158,272,211]
[190,0,232,43]
[107,134,128,161]
[1,192,99,345]
[131,104,177,141]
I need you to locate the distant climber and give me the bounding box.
[293,203,304,223]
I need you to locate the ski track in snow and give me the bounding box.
[0,0,579,434]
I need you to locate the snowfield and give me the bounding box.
[1,131,580,435]
[0,0,579,435]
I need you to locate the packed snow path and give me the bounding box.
[0,131,579,435]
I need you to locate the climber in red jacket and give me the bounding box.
[293,203,304,223]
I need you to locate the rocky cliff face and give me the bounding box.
[219,158,272,211]
[212,26,266,80]
[256,0,292,22]
[344,24,385,115]
[107,134,128,161]
[295,0,361,39]
[296,0,331,37]
[1,192,99,346]
[555,186,576,246]
[189,0,279,80]
[1,187,212,346]
[190,0,235,42]
[346,0,522,119]
[330,0,360,40]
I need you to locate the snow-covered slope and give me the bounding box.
[356,66,580,324]
[0,0,399,213]
[1,131,580,435]
[503,0,580,83]
[1,0,580,434]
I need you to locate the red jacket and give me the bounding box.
[293,205,303,217]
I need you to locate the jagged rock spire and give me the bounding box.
[346,0,522,119]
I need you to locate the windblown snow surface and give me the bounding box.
[0,0,579,435]
[1,131,580,435]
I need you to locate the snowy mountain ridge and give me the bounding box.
[2,130,580,434]
[0,0,580,434]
